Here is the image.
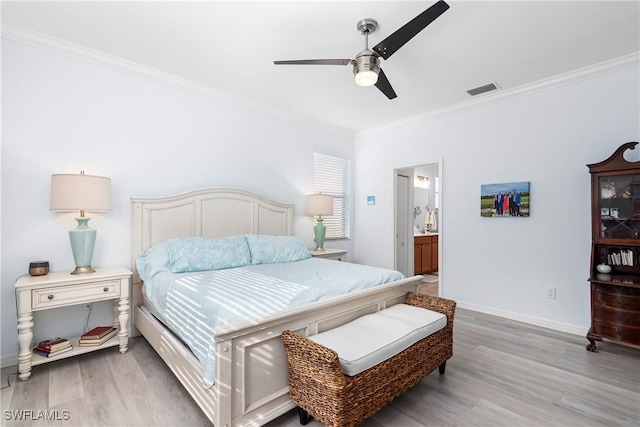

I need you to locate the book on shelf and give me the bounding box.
[36,337,71,352]
[33,344,73,358]
[608,249,635,266]
[81,326,117,340]
[79,328,118,346]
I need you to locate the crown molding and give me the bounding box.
[1,24,353,138]
[357,52,640,137]
[3,24,637,139]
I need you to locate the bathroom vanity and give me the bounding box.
[414,233,438,275]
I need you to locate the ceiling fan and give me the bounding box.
[273,0,449,100]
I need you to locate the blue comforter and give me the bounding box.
[142,257,404,388]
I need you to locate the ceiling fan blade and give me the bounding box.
[273,59,351,65]
[375,69,397,100]
[373,0,449,60]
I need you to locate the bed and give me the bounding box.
[130,188,424,427]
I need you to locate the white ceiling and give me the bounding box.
[2,1,639,135]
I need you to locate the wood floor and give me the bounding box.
[2,304,638,426]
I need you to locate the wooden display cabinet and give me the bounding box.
[587,142,640,352]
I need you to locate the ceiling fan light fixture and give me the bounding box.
[274,1,450,99]
[355,70,379,87]
[353,52,380,87]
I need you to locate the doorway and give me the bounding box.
[394,161,442,296]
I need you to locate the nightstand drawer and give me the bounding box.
[32,279,120,309]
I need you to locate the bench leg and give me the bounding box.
[298,407,312,425]
[438,361,447,374]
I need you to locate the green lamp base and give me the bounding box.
[314,218,327,251]
[69,217,97,275]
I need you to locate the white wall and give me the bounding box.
[3,36,638,366]
[354,66,640,333]
[1,39,353,364]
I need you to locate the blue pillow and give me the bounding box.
[166,235,251,273]
[136,242,171,282]
[244,235,311,265]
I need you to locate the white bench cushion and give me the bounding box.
[309,304,446,376]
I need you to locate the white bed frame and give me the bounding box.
[130,188,423,427]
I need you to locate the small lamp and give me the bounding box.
[306,194,333,251]
[50,171,112,274]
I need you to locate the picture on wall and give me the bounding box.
[480,181,530,217]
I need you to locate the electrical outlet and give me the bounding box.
[545,287,556,299]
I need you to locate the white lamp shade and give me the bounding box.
[306,194,333,216]
[50,174,112,212]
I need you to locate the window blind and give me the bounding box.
[313,153,351,239]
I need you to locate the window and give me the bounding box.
[314,153,351,239]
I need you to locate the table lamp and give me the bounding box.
[50,172,112,274]
[306,194,333,251]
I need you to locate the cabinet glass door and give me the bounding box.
[598,175,640,239]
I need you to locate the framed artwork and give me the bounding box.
[481,181,530,217]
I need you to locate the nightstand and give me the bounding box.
[309,248,347,261]
[15,266,132,381]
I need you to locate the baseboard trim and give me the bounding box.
[2,353,18,369]
[457,301,588,337]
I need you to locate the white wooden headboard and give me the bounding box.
[131,187,294,283]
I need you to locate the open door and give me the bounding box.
[395,161,442,295]
[395,174,410,277]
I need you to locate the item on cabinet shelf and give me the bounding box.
[28,261,50,276]
[79,328,118,346]
[50,171,112,274]
[36,337,70,352]
[596,263,612,274]
[81,326,117,340]
[600,182,616,199]
[33,345,73,358]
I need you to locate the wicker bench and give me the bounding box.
[281,292,456,427]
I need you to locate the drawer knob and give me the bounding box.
[47,295,54,300]
[103,287,109,292]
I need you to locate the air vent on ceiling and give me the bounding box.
[467,82,500,96]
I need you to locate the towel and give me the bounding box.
[426,211,437,231]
